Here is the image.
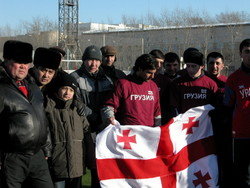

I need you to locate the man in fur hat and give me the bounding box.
[29,47,61,95]
[0,40,53,188]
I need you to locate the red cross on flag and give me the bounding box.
[117,130,137,149]
[96,105,219,187]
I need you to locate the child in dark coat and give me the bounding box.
[45,73,89,188]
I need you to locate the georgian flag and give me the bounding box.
[96,105,218,188]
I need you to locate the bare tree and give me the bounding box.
[145,12,162,26]
[121,15,144,25]
[22,16,57,34]
[216,11,250,23]
[121,8,250,28]
[0,24,13,37]
[0,16,57,37]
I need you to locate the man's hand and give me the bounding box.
[106,117,116,125]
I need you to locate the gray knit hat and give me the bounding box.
[82,45,102,61]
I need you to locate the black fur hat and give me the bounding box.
[3,40,33,63]
[33,47,61,70]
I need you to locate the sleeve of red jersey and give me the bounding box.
[104,80,124,112]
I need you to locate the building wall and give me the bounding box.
[0,23,249,75]
[78,23,250,75]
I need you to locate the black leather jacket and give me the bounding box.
[0,65,51,157]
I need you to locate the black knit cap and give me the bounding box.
[55,74,78,93]
[183,47,199,63]
[33,47,61,70]
[82,45,102,61]
[184,50,204,66]
[3,40,33,63]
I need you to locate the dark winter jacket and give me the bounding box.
[101,64,126,83]
[45,94,89,178]
[71,65,113,132]
[0,65,52,157]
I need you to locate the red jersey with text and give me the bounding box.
[224,68,250,138]
[171,73,218,114]
[105,74,161,126]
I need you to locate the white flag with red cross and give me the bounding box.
[96,105,218,188]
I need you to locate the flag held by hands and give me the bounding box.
[96,104,218,188]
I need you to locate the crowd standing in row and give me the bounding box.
[0,38,250,188]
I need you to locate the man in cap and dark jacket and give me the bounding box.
[100,45,126,83]
[0,40,53,188]
[71,45,114,188]
[71,45,114,133]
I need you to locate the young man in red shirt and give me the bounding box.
[206,52,227,96]
[224,38,250,187]
[170,50,218,115]
[206,51,230,188]
[102,54,161,127]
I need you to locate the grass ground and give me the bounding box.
[82,169,91,188]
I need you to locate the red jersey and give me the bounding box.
[105,74,161,126]
[206,73,227,106]
[224,68,250,138]
[171,73,218,114]
[217,74,227,83]
[207,74,227,94]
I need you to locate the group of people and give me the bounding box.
[0,38,250,188]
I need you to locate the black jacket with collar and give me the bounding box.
[0,65,51,157]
